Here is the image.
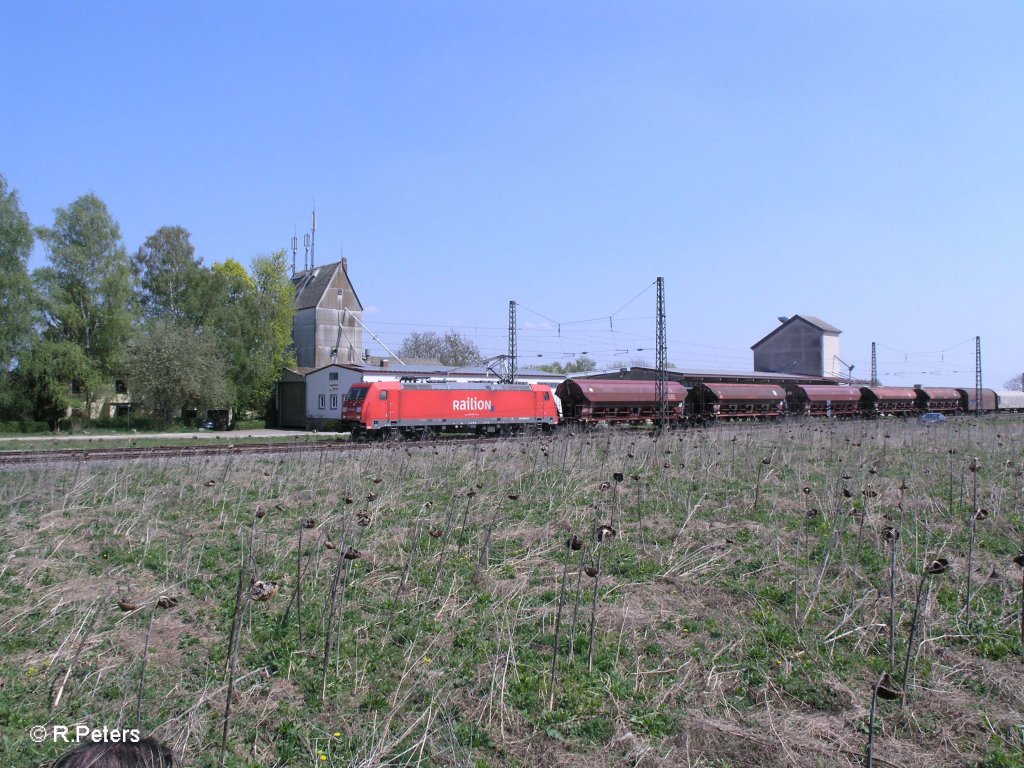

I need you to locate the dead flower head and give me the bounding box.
[875,672,901,701]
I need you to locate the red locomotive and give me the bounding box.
[341,381,558,439]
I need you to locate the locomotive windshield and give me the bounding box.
[344,386,368,401]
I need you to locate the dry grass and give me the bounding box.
[2,418,1023,767]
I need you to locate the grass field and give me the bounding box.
[2,418,1023,767]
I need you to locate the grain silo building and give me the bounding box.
[291,258,364,368]
[752,315,842,379]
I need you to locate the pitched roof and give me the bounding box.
[291,261,364,311]
[751,314,841,349]
[797,315,841,334]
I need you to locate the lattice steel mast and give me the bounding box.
[507,300,517,384]
[655,277,668,426]
[975,336,982,416]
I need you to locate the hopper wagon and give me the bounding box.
[914,387,962,414]
[859,387,917,417]
[555,379,689,427]
[688,383,786,421]
[789,385,861,417]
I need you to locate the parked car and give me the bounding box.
[920,412,946,425]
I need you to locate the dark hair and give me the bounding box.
[52,737,173,768]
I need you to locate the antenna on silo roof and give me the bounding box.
[310,203,317,268]
[290,228,298,277]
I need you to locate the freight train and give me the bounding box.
[339,378,1024,439]
[559,380,1024,425]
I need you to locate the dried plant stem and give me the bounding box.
[587,545,605,674]
[888,541,898,671]
[321,520,351,702]
[50,602,99,712]
[752,463,765,513]
[866,672,885,768]
[548,547,575,710]
[568,558,586,662]
[397,520,422,599]
[900,574,929,706]
[296,524,305,645]
[965,515,978,627]
[134,609,156,730]
[478,505,503,572]
[220,552,250,767]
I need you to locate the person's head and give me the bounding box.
[51,737,173,768]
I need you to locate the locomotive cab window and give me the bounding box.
[345,387,368,401]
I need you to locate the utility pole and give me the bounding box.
[870,342,878,387]
[507,300,517,384]
[655,277,668,426]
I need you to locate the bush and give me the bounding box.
[0,420,50,434]
[92,415,170,432]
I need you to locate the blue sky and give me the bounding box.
[3,2,1022,386]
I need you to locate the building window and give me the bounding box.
[115,379,128,395]
[329,372,338,381]
[318,395,326,409]
[330,394,337,409]
[71,379,82,395]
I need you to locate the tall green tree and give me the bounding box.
[125,321,229,424]
[132,225,206,322]
[34,194,136,411]
[251,249,297,393]
[9,340,102,429]
[398,330,483,366]
[0,174,36,371]
[206,253,295,415]
[538,356,597,375]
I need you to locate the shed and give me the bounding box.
[275,367,312,428]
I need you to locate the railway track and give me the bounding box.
[0,439,354,466]
[0,434,517,466]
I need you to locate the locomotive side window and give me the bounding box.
[379,391,388,400]
[544,392,550,400]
